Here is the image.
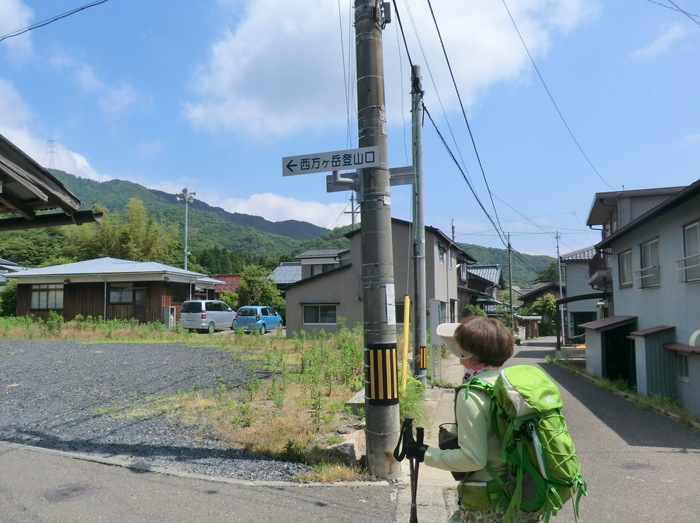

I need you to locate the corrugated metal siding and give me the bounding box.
[639,329,679,400]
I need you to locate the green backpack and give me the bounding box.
[458,365,587,522]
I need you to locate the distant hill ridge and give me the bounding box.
[51,170,553,285]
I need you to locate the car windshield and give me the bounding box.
[238,308,256,317]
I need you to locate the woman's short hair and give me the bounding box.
[454,316,514,367]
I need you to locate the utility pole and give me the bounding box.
[556,231,565,346]
[355,0,400,480]
[411,64,427,388]
[508,233,514,330]
[177,188,196,271]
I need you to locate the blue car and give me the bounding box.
[232,305,283,334]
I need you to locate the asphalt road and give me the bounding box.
[511,341,700,522]
[1,337,699,522]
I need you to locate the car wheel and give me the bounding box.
[208,322,216,334]
[260,324,266,335]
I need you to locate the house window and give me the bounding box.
[682,221,700,282]
[638,238,660,288]
[448,249,453,269]
[618,250,632,287]
[311,264,335,277]
[677,353,689,382]
[438,245,446,265]
[303,304,337,325]
[30,284,64,310]
[109,283,134,304]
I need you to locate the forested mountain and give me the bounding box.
[0,170,553,284]
[50,170,329,259]
[458,243,555,287]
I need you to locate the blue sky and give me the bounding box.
[1,0,699,258]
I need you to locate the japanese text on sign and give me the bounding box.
[282,146,380,176]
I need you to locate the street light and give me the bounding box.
[177,188,195,270]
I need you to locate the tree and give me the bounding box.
[530,293,558,324]
[62,199,178,263]
[534,261,563,285]
[237,265,284,312]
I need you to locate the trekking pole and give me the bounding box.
[393,417,423,523]
[410,426,424,523]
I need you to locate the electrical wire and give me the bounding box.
[392,0,507,248]
[667,0,700,26]
[0,0,110,43]
[425,0,506,238]
[425,106,508,248]
[644,0,700,23]
[500,0,615,191]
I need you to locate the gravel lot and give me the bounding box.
[0,339,313,481]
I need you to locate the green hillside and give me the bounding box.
[458,243,554,287]
[50,170,329,259]
[46,170,549,283]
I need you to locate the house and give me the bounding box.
[560,246,605,342]
[0,257,25,285]
[517,282,564,310]
[580,180,700,416]
[270,261,302,294]
[283,219,475,336]
[7,257,222,326]
[213,274,242,296]
[463,265,503,314]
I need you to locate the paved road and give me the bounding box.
[1,337,699,522]
[511,340,700,522]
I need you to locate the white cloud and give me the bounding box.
[0,0,33,61]
[210,192,351,229]
[629,22,688,60]
[681,134,700,145]
[184,0,597,138]
[0,78,32,128]
[49,53,147,118]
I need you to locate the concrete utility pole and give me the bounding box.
[508,233,514,330]
[177,188,196,271]
[355,0,400,480]
[411,64,427,388]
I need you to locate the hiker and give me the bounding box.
[403,316,542,523]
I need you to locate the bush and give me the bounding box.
[461,304,486,318]
[0,280,17,317]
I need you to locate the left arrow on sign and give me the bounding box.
[285,160,297,173]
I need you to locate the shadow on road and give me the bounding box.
[543,362,700,451]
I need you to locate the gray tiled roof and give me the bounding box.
[467,265,501,285]
[6,257,221,284]
[271,262,302,284]
[296,249,348,259]
[561,246,596,262]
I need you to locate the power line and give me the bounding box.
[643,0,700,22]
[667,0,700,25]
[425,0,506,238]
[500,0,616,191]
[0,0,110,43]
[424,106,508,248]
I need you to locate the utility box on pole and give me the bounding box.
[355,0,400,480]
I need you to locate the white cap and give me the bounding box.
[437,322,473,359]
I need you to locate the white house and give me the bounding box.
[580,180,700,416]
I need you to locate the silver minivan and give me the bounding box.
[179,300,237,333]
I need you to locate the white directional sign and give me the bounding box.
[282,146,380,176]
